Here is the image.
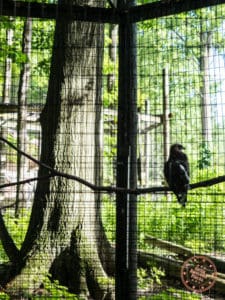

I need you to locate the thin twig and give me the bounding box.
[0,174,55,190]
[0,202,15,210]
[0,137,225,195]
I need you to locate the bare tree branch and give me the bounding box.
[0,174,55,190]
[0,202,15,210]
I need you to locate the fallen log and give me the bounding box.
[145,235,225,273]
[138,249,182,278]
[144,235,193,257]
[137,249,225,295]
[141,236,225,295]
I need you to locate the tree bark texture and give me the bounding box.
[5,1,113,299]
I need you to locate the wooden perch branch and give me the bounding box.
[190,176,225,189]
[0,137,225,195]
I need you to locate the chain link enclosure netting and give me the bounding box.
[0,0,225,299]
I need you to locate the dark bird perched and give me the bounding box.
[164,143,190,207]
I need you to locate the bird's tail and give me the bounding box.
[177,184,189,207]
[177,193,187,207]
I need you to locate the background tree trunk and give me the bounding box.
[3,17,13,105]
[200,30,212,146]
[6,2,113,299]
[0,17,14,203]
[16,17,32,217]
[107,24,118,92]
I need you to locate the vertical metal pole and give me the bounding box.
[144,100,150,186]
[127,11,137,300]
[115,0,137,298]
[163,67,170,162]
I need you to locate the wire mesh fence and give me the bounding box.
[0,0,225,299]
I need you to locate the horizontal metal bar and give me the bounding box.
[1,0,225,23]
[0,1,119,23]
[130,0,225,23]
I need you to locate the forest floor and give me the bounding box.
[137,276,225,300]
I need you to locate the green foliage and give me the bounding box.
[197,142,212,169]
[138,265,164,291]
[97,276,115,288]
[29,20,54,103]
[137,5,225,156]
[31,277,81,299]
[0,18,28,64]
[0,16,54,103]
[32,20,54,78]
[137,192,225,253]
[16,276,82,299]
[0,292,10,300]
[102,195,116,242]
[139,288,201,300]
[102,25,118,108]
[0,209,30,262]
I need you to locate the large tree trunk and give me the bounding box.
[6,1,113,299]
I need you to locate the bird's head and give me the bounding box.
[170,143,185,156]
